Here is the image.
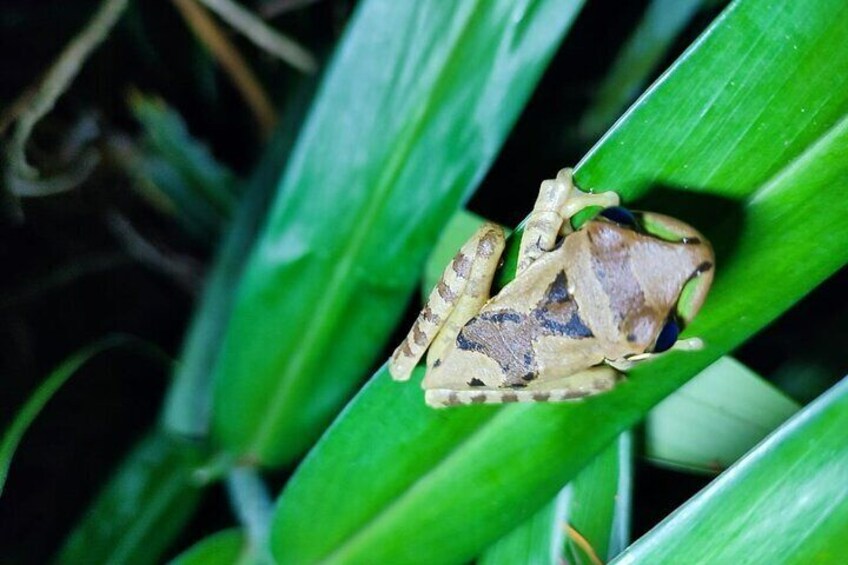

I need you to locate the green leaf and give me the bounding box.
[614,377,848,563]
[478,488,569,565]
[269,1,848,562]
[578,0,709,141]
[564,433,632,564]
[1,335,154,496]
[57,432,205,565]
[211,0,588,467]
[170,529,246,565]
[479,434,632,565]
[646,356,800,474]
[128,92,238,240]
[163,89,310,438]
[225,468,274,564]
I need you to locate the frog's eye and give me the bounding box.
[653,318,679,353]
[600,206,639,228]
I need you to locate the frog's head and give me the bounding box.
[592,207,714,355]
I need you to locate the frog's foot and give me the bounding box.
[518,168,619,275]
[606,337,704,371]
[424,366,622,408]
[389,222,505,382]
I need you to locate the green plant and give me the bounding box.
[2,0,846,563]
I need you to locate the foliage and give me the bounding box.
[2,0,847,563]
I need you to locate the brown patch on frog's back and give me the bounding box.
[454,268,598,387]
[585,221,647,326]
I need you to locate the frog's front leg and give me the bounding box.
[425,365,621,407]
[517,168,619,274]
[606,337,704,371]
[389,222,505,381]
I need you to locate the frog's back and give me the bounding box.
[450,219,707,384]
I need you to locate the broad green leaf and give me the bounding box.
[170,529,246,565]
[564,433,632,564]
[270,1,848,562]
[478,488,569,565]
[578,0,709,141]
[1,335,154,496]
[163,89,310,438]
[646,356,800,474]
[614,377,848,563]
[212,0,588,467]
[129,92,238,240]
[57,432,204,565]
[479,434,632,565]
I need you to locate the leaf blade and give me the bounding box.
[211,0,587,467]
[1,335,155,497]
[613,377,848,563]
[646,356,800,474]
[269,1,848,562]
[57,432,204,565]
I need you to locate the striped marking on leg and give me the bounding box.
[424,371,622,407]
[389,223,503,381]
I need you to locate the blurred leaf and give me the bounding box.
[1,335,153,497]
[163,85,312,438]
[212,0,588,467]
[57,432,205,565]
[614,377,848,563]
[478,488,569,565]
[128,92,238,240]
[564,433,632,564]
[578,0,709,141]
[225,468,274,564]
[269,1,848,562]
[170,529,246,565]
[646,356,800,474]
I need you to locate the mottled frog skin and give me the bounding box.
[390,169,714,408]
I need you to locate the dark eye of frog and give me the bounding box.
[600,206,640,229]
[652,318,680,353]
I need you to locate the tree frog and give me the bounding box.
[389,169,714,408]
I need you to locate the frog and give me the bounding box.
[389,168,714,408]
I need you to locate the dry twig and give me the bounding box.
[198,0,317,72]
[172,0,277,139]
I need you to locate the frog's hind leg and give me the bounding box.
[389,222,505,381]
[425,365,621,407]
[518,168,619,274]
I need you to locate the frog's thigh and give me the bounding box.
[518,169,619,274]
[424,365,621,408]
[389,222,505,381]
[427,225,505,366]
